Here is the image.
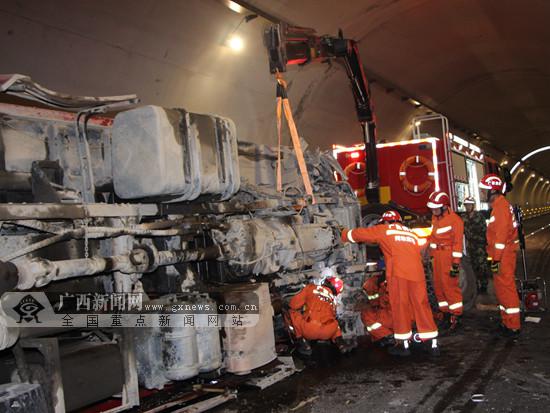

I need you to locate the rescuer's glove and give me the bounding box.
[450,263,460,278]
[490,261,500,274]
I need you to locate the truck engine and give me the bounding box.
[0,75,367,412]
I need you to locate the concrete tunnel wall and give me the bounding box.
[0,0,430,146]
[1,0,549,207]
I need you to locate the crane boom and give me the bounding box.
[264,23,380,203]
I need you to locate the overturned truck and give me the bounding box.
[0,75,368,412]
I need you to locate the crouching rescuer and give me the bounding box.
[479,174,521,337]
[427,190,465,332]
[285,276,352,355]
[361,273,394,347]
[342,211,439,357]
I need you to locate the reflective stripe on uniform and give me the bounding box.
[367,322,382,332]
[430,243,437,249]
[347,229,356,243]
[418,238,427,246]
[436,226,452,234]
[499,305,520,314]
[418,331,438,340]
[394,331,412,340]
[367,294,380,300]
[489,216,496,223]
[495,243,506,250]
[452,252,463,258]
[438,301,449,307]
[449,302,463,310]
[386,229,419,239]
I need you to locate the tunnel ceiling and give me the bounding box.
[1,0,550,177]
[249,0,550,175]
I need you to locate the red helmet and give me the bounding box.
[463,196,475,205]
[381,210,402,223]
[479,173,504,192]
[427,191,450,208]
[326,276,344,295]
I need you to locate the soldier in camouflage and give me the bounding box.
[462,196,490,293]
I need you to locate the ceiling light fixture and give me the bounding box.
[510,145,550,174]
[224,14,257,53]
[227,35,244,51]
[226,0,244,13]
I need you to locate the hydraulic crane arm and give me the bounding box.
[264,23,380,203]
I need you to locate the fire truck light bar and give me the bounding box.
[332,138,441,191]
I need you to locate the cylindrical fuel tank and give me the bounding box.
[222,283,276,374]
[195,294,222,373]
[161,324,199,381]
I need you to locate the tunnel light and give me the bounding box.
[540,177,544,182]
[501,160,508,165]
[414,121,421,127]
[227,35,244,52]
[226,0,245,13]
[520,168,525,173]
[511,145,550,174]
[531,174,536,178]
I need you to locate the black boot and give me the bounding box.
[296,337,312,356]
[438,313,451,330]
[427,338,440,357]
[335,336,352,354]
[388,340,411,357]
[447,315,462,333]
[495,324,520,339]
[376,335,396,348]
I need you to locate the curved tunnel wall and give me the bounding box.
[508,169,550,207]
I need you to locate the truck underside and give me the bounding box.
[0,75,371,411]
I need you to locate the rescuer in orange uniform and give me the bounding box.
[479,173,521,337]
[361,273,394,346]
[427,190,465,332]
[342,210,439,356]
[286,276,351,354]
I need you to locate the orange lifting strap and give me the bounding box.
[275,72,316,204]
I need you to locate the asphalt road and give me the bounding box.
[217,214,550,413]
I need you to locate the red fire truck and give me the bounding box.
[333,114,500,220]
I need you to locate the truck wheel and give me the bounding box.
[460,257,478,311]
[423,259,439,312]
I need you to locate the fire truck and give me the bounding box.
[333,114,501,221]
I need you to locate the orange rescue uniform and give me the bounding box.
[343,224,438,341]
[429,209,465,315]
[487,195,521,330]
[288,284,343,342]
[361,276,393,341]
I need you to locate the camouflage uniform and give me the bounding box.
[462,211,490,291]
